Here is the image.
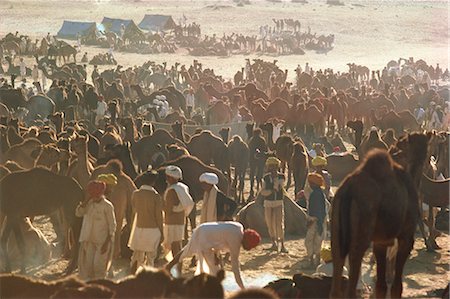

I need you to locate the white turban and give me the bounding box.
[199,172,219,185]
[165,165,182,180]
[160,95,166,100]
[155,95,162,100]
[370,126,378,132]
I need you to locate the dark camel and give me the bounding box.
[228,135,249,203]
[330,132,430,298]
[0,168,83,274]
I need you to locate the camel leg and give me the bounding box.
[346,242,369,298]
[249,165,255,199]
[11,219,26,273]
[330,252,346,298]
[0,218,13,272]
[238,173,245,204]
[373,244,388,299]
[390,237,414,298]
[428,206,440,249]
[286,164,292,189]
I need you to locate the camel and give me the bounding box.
[274,135,294,188]
[236,194,308,238]
[91,160,137,259]
[99,126,123,158]
[248,128,268,198]
[166,144,190,161]
[132,129,184,172]
[359,129,388,158]
[0,274,86,298]
[0,89,27,111]
[1,41,20,55]
[103,143,138,180]
[0,168,83,273]
[420,174,449,249]
[57,45,77,63]
[206,101,232,125]
[24,95,56,125]
[326,153,360,183]
[291,140,309,194]
[2,138,42,169]
[382,129,397,148]
[0,103,10,118]
[187,130,230,177]
[148,106,187,124]
[6,125,23,147]
[330,132,430,298]
[0,218,52,270]
[67,135,94,189]
[228,135,249,203]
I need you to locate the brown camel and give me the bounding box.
[0,218,52,271]
[166,144,190,161]
[148,107,188,124]
[7,125,23,147]
[2,138,42,169]
[206,101,232,125]
[99,126,123,158]
[67,135,94,189]
[132,129,184,172]
[291,140,309,194]
[359,129,388,158]
[330,132,430,298]
[382,129,397,148]
[0,168,83,273]
[275,135,294,188]
[91,160,136,258]
[187,130,230,177]
[326,153,360,183]
[236,194,308,238]
[228,135,249,203]
[266,98,290,121]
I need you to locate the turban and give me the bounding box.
[312,156,327,167]
[370,126,378,132]
[320,246,332,263]
[165,165,182,180]
[199,172,219,185]
[242,229,261,251]
[265,157,281,168]
[296,190,305,199]
[87,180,106,198]
[333,146,341,153]
[97,173,118,186]
[307,173,325,188]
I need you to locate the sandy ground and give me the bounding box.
[1,0,449,297]
[1,0,449,81]
[19,180,450,298]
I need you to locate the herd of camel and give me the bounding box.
[0,44,449,298]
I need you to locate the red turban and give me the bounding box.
[87,181,106,198]
[242,229,261,250]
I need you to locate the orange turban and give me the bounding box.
[307,173,325,188]
[87,181,106,198]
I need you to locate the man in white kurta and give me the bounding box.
[165,222,260,289]
[76,186,116,281]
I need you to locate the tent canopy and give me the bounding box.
[57,21,99,39]
[138,15,177,32]
[101,17,134,34]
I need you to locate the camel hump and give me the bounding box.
[361,149,394,181]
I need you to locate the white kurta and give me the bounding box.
[179,222,245,289]
[76,197,116,281]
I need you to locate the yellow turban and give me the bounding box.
[265,157,281,168]
[307,173,325,188]
[312,156,327,167]
[320,246,332,263]
[97,173,118,186]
